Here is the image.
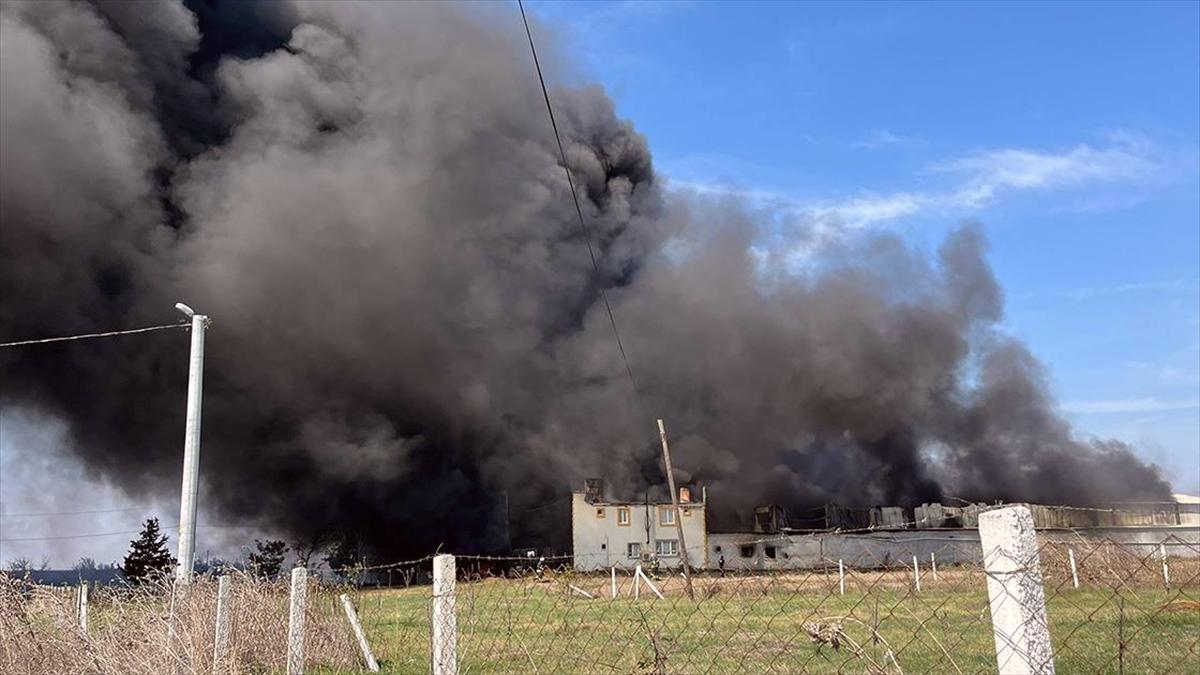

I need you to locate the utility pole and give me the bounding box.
[657,418,695,600]
[174,303,209,584]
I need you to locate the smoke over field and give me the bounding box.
[0,1,1169,556]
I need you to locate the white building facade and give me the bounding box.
[570,489,707,572]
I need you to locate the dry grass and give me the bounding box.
[0,572,360,674]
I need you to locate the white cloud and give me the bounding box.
[1062,397,1200,414]
[663,135,1164,233]
[941,142,1159,208]
[853,129,917,149]
[1062,280,1200,301]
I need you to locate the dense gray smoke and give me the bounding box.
[0,1,1169,555]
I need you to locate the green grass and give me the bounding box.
[350,574,1200,674]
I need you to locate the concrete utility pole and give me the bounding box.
[174,303,209,584]
[657,418,695,600]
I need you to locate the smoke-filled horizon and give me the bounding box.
[0,1,1170,557]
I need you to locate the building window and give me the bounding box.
[617,507,631,526]
[595,507,605,519]
[627,542,642,559]
[764,545,777,559]
[655,539,678,557]
[682,507,691,517]
[659,507,676,526]
[739,545,754,559]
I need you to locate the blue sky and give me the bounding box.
[529,0,1200,493]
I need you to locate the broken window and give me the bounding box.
[764,545,777,559]
[627,542,641,559]
[740,545,754,559]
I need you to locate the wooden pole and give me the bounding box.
[656,418,695,601]
[340,594,380,672]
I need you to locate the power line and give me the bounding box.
[0,323,188,348]
[0,529,158,543]
[0,507,151,518]
[517,0,640,396]
[0,524,242,543]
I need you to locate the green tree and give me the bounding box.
[121,518,175,585]
[248,539,288,580]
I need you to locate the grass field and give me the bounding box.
[349,569,1200,674]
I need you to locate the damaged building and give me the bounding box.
[571,480,1200,572]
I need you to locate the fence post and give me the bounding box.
[340,593,380,672]
[912,555,921,592]
[77,578,88,629]
[212,575,231,674]
[610,567,617,599]
[1068,549,1079,589]
[838,559,845,595]
[931,552,938,581]
[1160,544,1170,588]
[432,554,458,675]
[287,567,308,675]
[979,506,1055,675]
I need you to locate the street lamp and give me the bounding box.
[175,302,209,584]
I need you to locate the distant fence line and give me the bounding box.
[3,506,1198,674]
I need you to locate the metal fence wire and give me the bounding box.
[2,507,1197,674]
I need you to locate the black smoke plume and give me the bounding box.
[0,1,1170,557]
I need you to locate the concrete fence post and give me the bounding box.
[611,567,617,599]
[77,578,88,629]
[838,559,845,595]
[287,567,308,675]
[212,575,231,674]
[912,555,921,592]
[1067,549,1079,589]
[979,506,1055,675]
[931,552,938,581]
[340,593,380,672]
[1160,544,1170,588]
[432,554,458,675]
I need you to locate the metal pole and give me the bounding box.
[176,310,208,584]
[656,419,695,600]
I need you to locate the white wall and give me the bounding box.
[706,526,1200,571]
[571,493,707,571]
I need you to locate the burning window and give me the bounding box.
[617,507,631,526]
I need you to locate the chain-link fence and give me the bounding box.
[3,507,1197,674]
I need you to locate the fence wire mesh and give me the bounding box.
[1,533,1196,673]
